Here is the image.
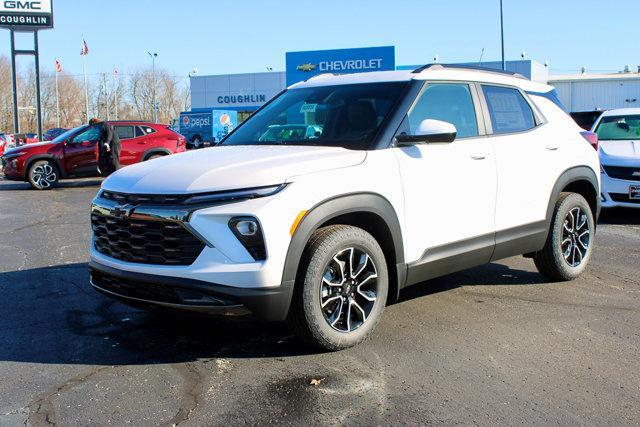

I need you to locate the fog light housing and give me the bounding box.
[229,217,266,260]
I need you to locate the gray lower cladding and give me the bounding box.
[89,262,295,321]
[405,221,547,286]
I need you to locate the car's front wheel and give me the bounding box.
[287,225,388,351]
[28,160,59,190]
[534,192,595,281]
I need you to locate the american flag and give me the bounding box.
[80,39,89,56]
[55,59,62,73]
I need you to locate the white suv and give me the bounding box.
[90,65,600,350]
[591,108,640,208]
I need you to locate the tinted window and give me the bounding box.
[141,125,155,134]
[408,83,478,138]
[72,126,101,143]
[595,115,640,140]
[483,85,535,134]
[115,126,135,140]
[526,89,566,112]
[135,126,145,137]
[222,82,407,150]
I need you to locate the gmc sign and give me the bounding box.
[0,0,53,29]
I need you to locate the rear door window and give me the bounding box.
[482,85,536,134]
[114,126,135,140]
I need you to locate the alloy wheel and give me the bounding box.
[31,163,57,189]
[561,206,590,267]
[320,247,378,333]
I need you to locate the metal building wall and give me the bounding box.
[548,78,640,112]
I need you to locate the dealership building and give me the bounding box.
[189,46,640,119]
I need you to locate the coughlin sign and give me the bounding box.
[0,0,53,29]
[286,46,395,85]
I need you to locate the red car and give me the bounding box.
[1,121,186,190]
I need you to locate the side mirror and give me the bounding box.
[396,119,457,146]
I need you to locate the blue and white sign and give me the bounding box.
[286,46,395,86]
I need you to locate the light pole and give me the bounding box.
[148,51,158,123]
[500,0,505,70]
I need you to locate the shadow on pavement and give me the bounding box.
[0,261,548,366]
[0,178,102,191]
[598,208,640,225]
[397,262,548,303]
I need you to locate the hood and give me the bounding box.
[599,139,640,165]
[3,141,56,156]
[102,145,366,194]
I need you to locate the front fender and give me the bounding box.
[281,192,406,302]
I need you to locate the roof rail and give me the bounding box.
[412,63,526,79]
[304,72,336,82]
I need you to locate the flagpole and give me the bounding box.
[82,52,89,121]
[113,67,118,120]
[55,67,60,128]
[104,73,110,120]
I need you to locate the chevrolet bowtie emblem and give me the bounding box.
[296,63,316,72]
[111,204,136,219]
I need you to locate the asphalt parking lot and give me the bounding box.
[1,177,639,425]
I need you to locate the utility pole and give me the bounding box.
[148,51,158,123]
[500,0,505,70]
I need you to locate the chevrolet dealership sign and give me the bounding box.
[286,46,395,86]
[0,0,53,29]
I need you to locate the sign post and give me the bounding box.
[1,0,54,139]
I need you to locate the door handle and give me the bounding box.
[470,153,487,160]
[545,145,558,151]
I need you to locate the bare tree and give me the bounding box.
[1,57,190,133]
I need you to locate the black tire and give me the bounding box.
[287,225,388,351]
[27,160,59,190]
[146,154,164,161]
[534,192,594,281]
[192,136,202,149]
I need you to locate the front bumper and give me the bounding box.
[90,262,294,321]
[601,172,640,208]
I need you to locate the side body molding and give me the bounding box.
[281,192,406,304]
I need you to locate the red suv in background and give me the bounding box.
[1,121,186,190]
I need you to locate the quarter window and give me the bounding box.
[408,83,479,138]
[114,126,135,140]
[482,85,535,134]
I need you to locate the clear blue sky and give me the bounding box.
[2,0,639,78]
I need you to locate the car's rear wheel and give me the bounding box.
[534,192,594,281]
[146,154,164,161]
[287,225,388,351]
[28,160,59,190]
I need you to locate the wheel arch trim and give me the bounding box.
[24,155,65,180]
[142,148,172,161]
[281,192,406,305]
[544,165,600,241]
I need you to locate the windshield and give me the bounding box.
[222,82,407,150]
[52,125,87,143]
[595,115,640,140]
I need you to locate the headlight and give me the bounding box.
[184,184,286,205]
[229,216,266,261]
